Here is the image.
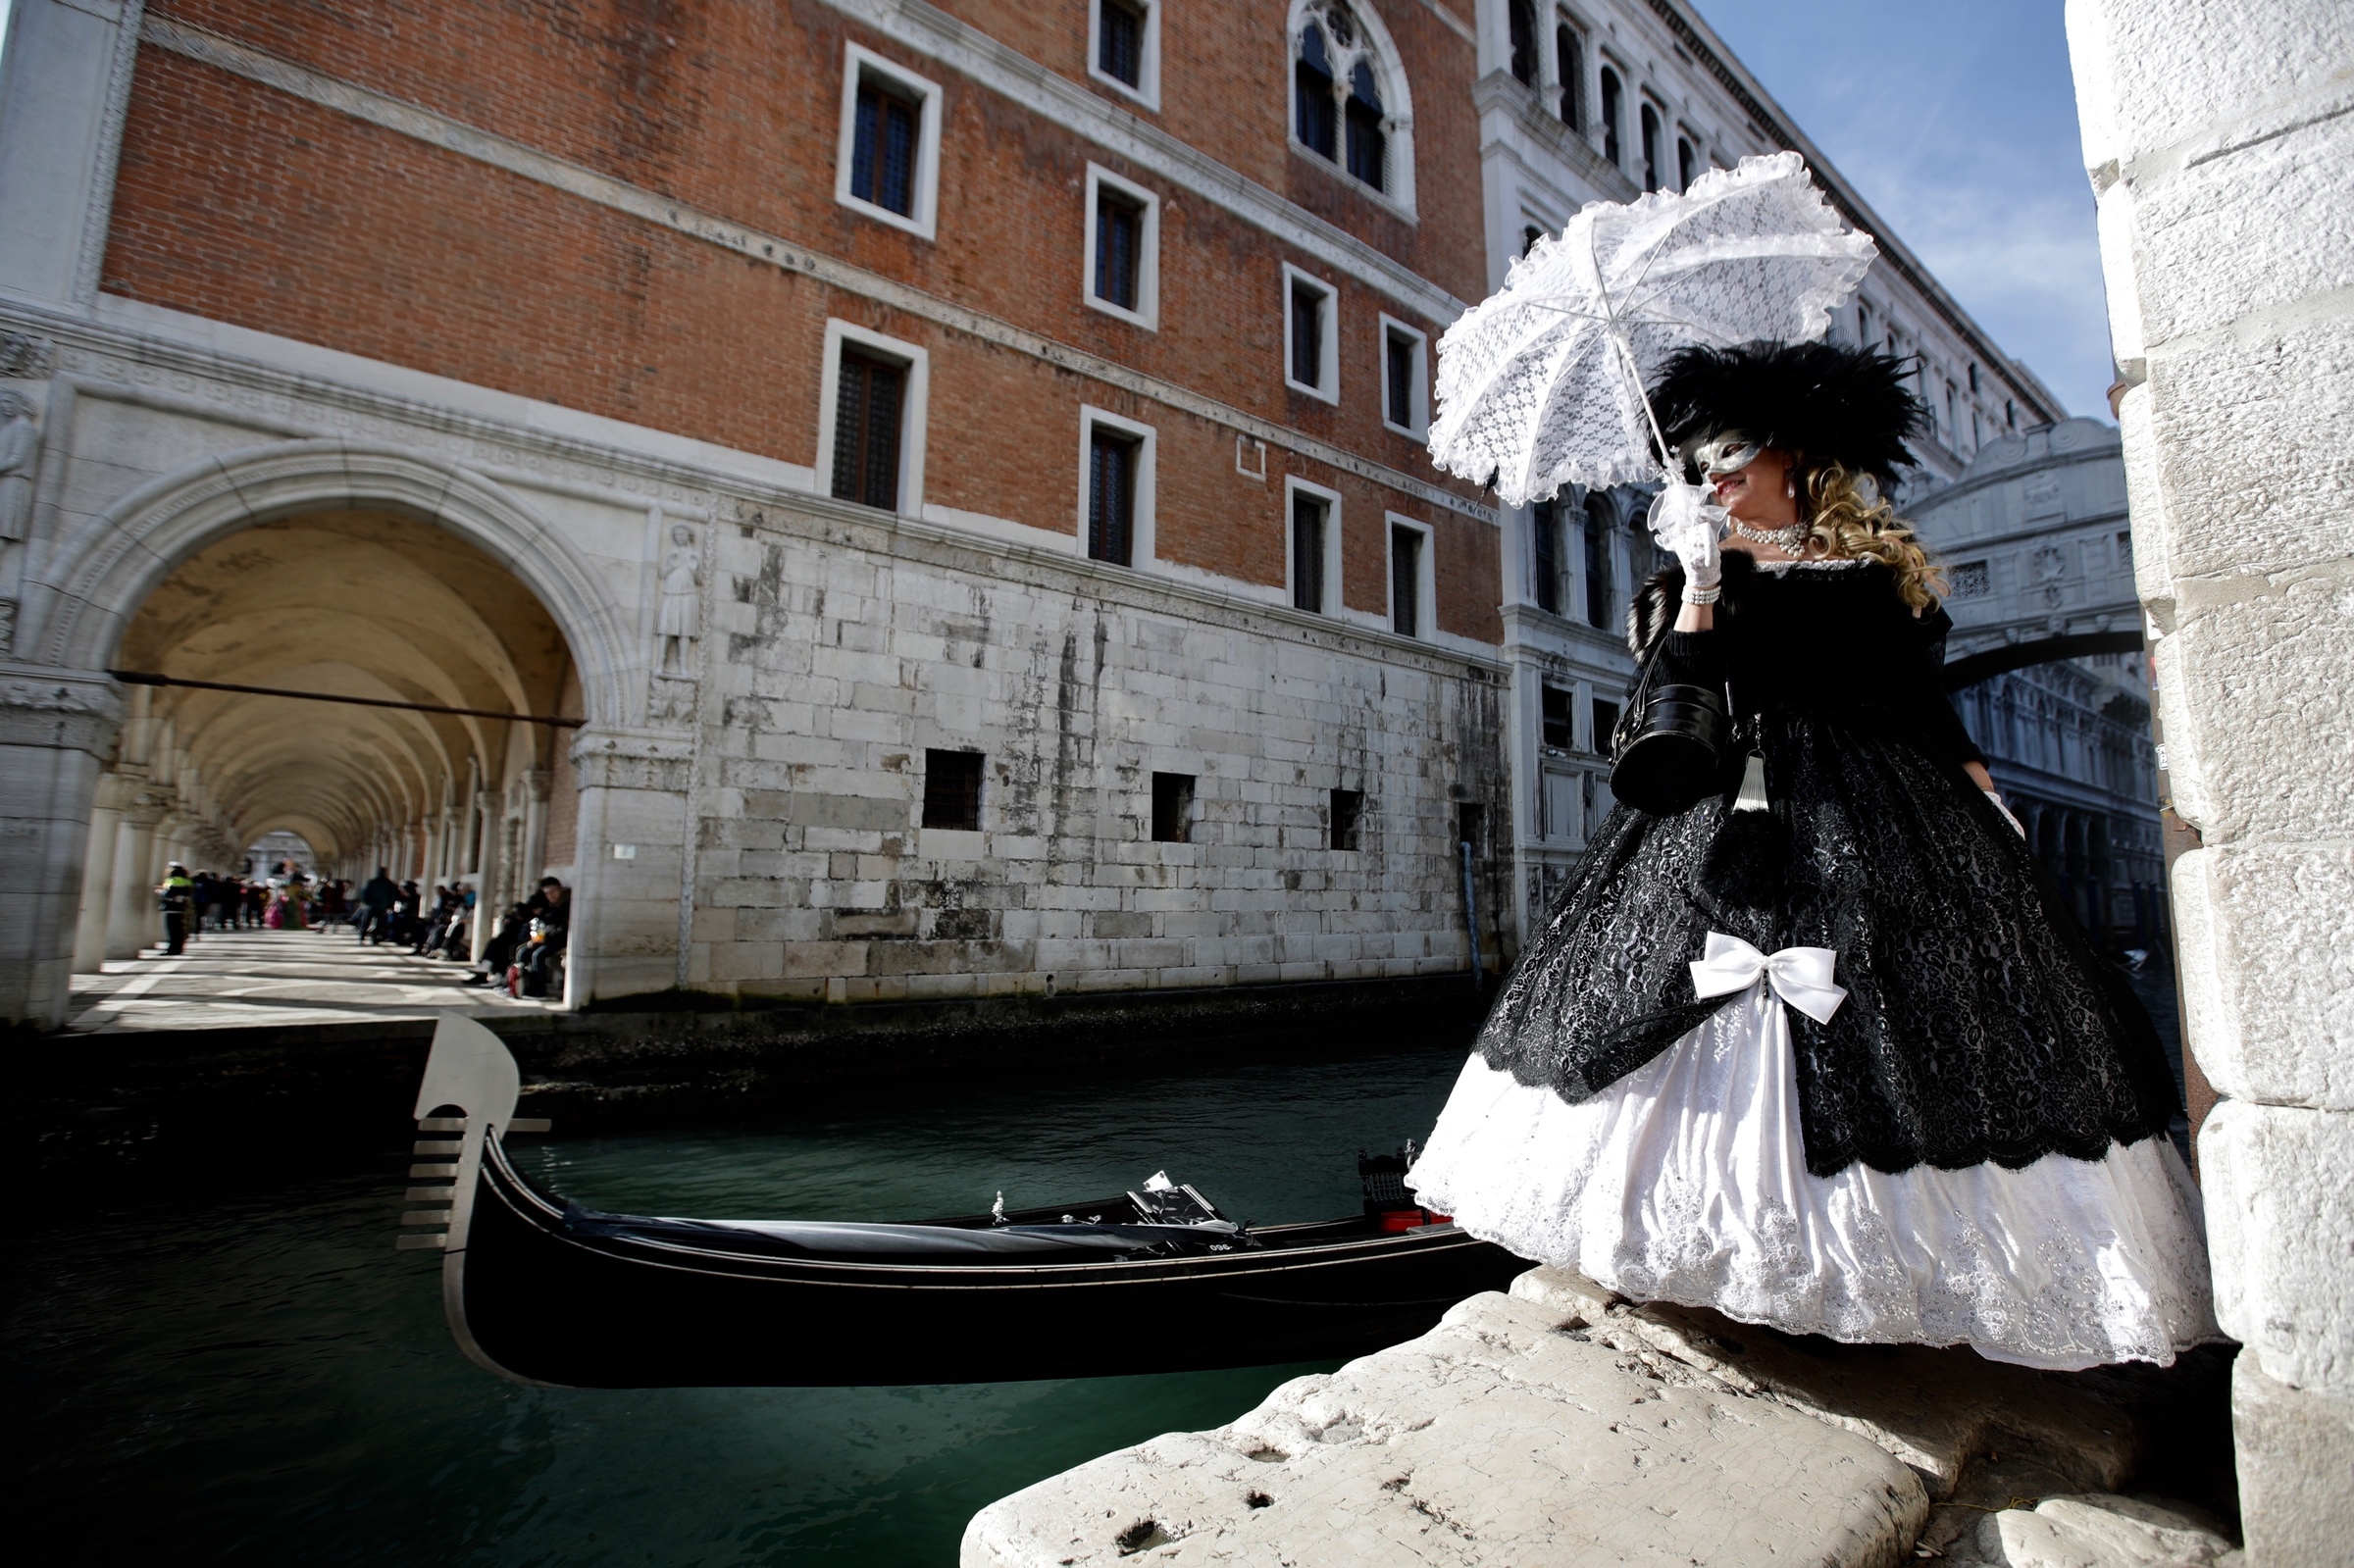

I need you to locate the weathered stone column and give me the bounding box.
[103,785,165,959]
[0,667,123,1023]
[2067,4,2354,1559]
[564,728,694,1003]
[72,777,124,971]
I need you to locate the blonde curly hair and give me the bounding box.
[1799,460,1945,612]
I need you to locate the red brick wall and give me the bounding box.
[110,1,1499,638]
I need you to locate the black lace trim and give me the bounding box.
[1477,709,2180,1179]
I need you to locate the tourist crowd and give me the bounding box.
[150,860,571,997]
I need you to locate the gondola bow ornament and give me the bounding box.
[1426,151,1877,505]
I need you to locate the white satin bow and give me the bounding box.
[1688,932,1848,1024]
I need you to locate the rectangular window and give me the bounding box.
[922,749,983,830]
[1098,0,1143,85]
[1532,499,1561,615]
[1591,696,1620,755]
[1329,787,1363,851]
[1390,523,1422,637]
[1082,166,1159,328]
[1291,491,1327,614]
[1095,188,1143,311]
[831,349,906,510]
[1456,802,1487,858]
[1087,427,1139,566]
[1283,266,1337,400]
[850,81,918,215]
[1151,772,1194,843]
[835,47,942,238]
[1541,683,1572,748]
[1380,317,1427,435]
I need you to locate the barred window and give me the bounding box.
[831,350,905,510]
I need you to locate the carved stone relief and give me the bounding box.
[647,516,704,728]
[0,332,52,379]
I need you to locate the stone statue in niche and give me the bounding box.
[657,522,703,676]
[0,392,37,543]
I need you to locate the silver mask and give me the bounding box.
[1686,430,1762,479]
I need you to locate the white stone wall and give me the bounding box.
[683,508,1510,1000]
[2067,0,2354,1557]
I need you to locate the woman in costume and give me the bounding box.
[1408,341,2216,1370]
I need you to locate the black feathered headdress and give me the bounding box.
[1647,341,1927,489]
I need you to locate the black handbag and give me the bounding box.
[1610,623,1729,815]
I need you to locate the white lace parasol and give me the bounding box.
[1428,151,1877,505]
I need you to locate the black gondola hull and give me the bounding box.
[459,1138,1527,1388]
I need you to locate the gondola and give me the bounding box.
[399,1015,1527,1388]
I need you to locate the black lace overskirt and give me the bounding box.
[1479,709,2181,1179]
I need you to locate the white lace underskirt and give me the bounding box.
[1408,986,2221,1371]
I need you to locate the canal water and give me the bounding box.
[11,1041,1473,1567]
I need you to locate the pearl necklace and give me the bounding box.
[1728,517,1810,555]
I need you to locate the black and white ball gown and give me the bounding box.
[1408,552,2218,1370]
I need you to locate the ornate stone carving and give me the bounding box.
[0,332,53,379]
[0,391,37,543]
[656,521,703,675]
[0,665,127,754]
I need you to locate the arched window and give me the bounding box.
[1556,25,1582,126]
[1640,102,1661,190]
[1583,494,1615,628]
[1599,67,1622,167]
[1522,224,1544,256]
[1290,2,1411,205]
[1346,60,1385,186]
[1296,22,1337,160]
[1509,0,1539,86]
[1676,134,1695,192]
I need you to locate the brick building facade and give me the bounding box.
[0,0,1516,1024]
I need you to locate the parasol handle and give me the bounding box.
[1609,326,1678,481]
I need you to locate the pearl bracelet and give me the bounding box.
[1681,582,1721,605]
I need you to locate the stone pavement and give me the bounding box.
[963,1268,2238,1568]
[67,928,550,1033]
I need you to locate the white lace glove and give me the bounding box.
[1984,789,2026,838]
[1646,481,1727,601]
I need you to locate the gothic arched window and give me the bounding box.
[1289,2,1413,206]
[1599,67,1623,168]
[1346,61,1385,187]
[1556,25,1582,126]
[1296,22,1338,160]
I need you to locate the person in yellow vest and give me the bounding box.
[155,864,194,956]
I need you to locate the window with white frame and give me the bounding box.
[1084,165,1158,328]
[1285,477,1342,615]
[1387,515,1434,638]
[818,321,930,514]
[835,45,944,239]
[1640,100,1663,190]
[1380,315,1428,437]
[1289,1,1414,209]
[1078,407,1156,568]
[1090,0,1159,109]
[1676,131,1697,191]
[1284,265,1339,401]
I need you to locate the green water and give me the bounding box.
[10,1043,1474,1566]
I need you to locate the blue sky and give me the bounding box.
[1695,0,2113,421]
[0,0,2112,418]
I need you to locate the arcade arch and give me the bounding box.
[72,505,589,982]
